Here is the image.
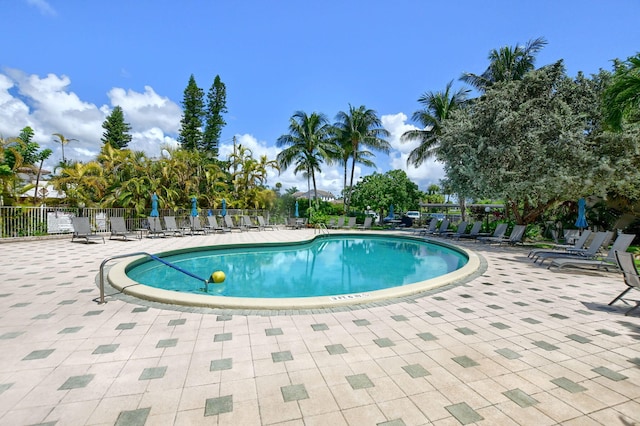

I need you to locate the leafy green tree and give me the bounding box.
[334,105,390,212]
[178,74,205,150]
[101,106,132,149]
[460,37,547,92]
[439,61,603,224]
[350,170,422,221]
[602,53,640,131]
[277,111,335,208]
[203,75,228,155]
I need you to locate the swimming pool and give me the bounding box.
[107,233,481,309]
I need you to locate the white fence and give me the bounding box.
[0,206,265,240]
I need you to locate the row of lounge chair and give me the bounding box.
[416,219,525,246]
[528,230,636,271]
[145,215,276,237]
[70,215,277,243]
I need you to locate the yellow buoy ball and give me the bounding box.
[210,271,226,284]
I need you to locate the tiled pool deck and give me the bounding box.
[0,229,639,425]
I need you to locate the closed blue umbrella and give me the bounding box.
[575,198,588,229]
[294,200,299,218]
[191,197,198,217]
[150,193,159,217]
[388,204,394,219]
[221,199,227,217]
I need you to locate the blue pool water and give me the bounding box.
[126,235,468,298]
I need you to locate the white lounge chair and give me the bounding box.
[528,230,592,259]
[164,216,186,236]
[224,215,244,232]
[609,250,640,315]
[109,216,137,241]
[206,215,227,233]
[536,231,612,265]
[71,216,105,244]
[357,216,372,230]
[242,215,260,231]
[257,216,276,230]
[476,223,508,243]
[548,233,636,271]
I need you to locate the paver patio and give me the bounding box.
[0,228,639,425]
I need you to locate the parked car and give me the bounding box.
[405,211,420,219]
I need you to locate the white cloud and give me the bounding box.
[0,69,182,166]
[381,112,445,191]
[107,86,182,133]
[26,0,56,16]
[0,68,440,196]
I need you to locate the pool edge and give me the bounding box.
[107,233,481,310]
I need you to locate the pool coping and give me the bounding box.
[107,232,482,310]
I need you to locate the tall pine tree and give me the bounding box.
[178,74,205,151]
[101,106,132,149]
[203,75,227,156]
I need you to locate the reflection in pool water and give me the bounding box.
[126,235,468,298]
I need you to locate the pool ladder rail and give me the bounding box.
[97,251,210,305]
[315,222,330,235]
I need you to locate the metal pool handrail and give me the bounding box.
[97,252,208,305]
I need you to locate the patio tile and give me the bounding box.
[377,419,406,426]
[272,351,294,363]
[59,326,83,334]
[445,402,484,424]
[265,327,283,336]
[353,319,370,326]
[532,340,559,351]
[592,367,628,382]
[115,407,151,426]
[139,366,167,380]
[281,384,309,402]
[490,322,510,330]
[452,356,480,368]
[551,377,587,393]
[23,349,55,360]
[566,334,591,344]
[311,323,329,331]
[326,344,348,355]
[495,348,522,360]
[116,322,136,330]
[503,388,539,407]
[58,374,94,390]
[205,395,233,416]
[93,344,119,354]
[346,373,374,390]
[374,338,395,348]
[168,318,186,326]
[156,338,178,348]
[214,332,232,342]
[210,358,233,371]
[402,364,430,378]
[416,332,437,341]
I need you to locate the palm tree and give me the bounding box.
[52,133,77,165]
[276,111,335,209]
[460,37,547,92]
[334,105,390,212]
[401,81,469,167]
[603,54,640,131]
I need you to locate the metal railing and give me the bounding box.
[97,251,211,304]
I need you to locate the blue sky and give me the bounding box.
[2,0,639,196]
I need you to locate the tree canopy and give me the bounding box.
[438,61,608,224]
